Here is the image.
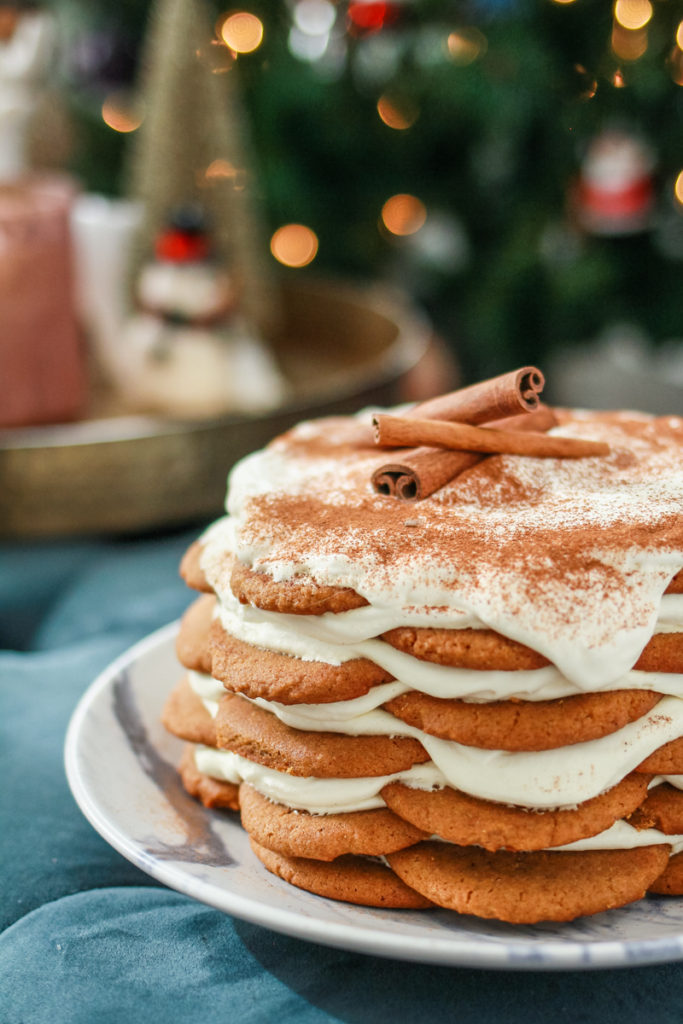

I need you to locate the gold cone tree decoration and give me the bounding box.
[126,0,277,334]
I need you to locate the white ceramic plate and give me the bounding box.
[65,624,683,971]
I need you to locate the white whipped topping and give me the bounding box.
[186,672,683,811]
[214,589,683,702]
[193,745,445,812]
[192,744,683,854]
[555,819,683,855]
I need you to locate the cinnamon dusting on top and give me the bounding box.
[221,408,683,686]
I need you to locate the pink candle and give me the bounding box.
[0,176,87,427]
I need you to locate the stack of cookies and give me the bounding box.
[162,373,683,923]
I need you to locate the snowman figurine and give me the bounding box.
[118,205,286,418]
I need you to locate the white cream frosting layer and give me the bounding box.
[193,744,444,813]
[555,820,683,855]
[187,672,683,811]
[214,587,683,702]
[192,743,683,855]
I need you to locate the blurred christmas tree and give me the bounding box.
[51,0,683,381]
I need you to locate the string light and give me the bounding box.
[613,0,652,32]
[101,93,144,133]
[270,224,319,267]
[381,194,427,236]
[220,11,264,53]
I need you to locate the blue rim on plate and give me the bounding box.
[64,623,683,971]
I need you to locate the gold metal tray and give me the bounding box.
[0,279,432,537]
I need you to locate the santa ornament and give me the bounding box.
[574,128,655,236]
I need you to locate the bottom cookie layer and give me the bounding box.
[648,851,683,895]
[387,841,671,924]
[175,750,683,920]
[249,837,433,909]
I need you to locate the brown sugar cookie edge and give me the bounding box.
[179,745,240,811]
[387,841,671,924]
[383,688,662,751]
[161,676,217,748]
[210,619,393,705]
[230,560,368,615]
[381,773,651,852]
[239,782,426,861]
[249,837,433,909]
[215,692,429,778]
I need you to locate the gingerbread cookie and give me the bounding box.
[250,837,433,908]
[628,782,683,835]
[179,541,212,593]
[381,774,651,851]
[648,851,683,895]
[383,689,662,751]
[666,570,683,594]
[239,782,426,860]
[214,692,429,777]
[210,619,392,705]
[382,625,683,673]
[179,744,239,810]
[637,738,683,775]
[230,559,368,615]
[381,626,549,670]
[161,676,217,748]
[387,841,671,923]
[633,632,683,674]
[176,594,215,674]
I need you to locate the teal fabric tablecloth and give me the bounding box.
[3,529,683,1023]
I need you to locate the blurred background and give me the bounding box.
[1,0,683,533]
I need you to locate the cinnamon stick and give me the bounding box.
[408,366,545,424]
[373,415,611,459]
[371,406,558,501]
[369,367,548,500]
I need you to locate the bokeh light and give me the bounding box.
[677,21,683,50]
[574,64,597,100]
[220,11,264,53]
[614,0,652,31]
[675,171,683,207]
[203,159,247,189]
[101,93,144,133]
[381,194,427,236]
[347,2,399,33]
[669,46,683,86]
[294,0,336,35]
[270,224,319,267]
[611,23,648,60]
[446,28,487,66]
[377,94,419,130]
[612,68,627,87]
